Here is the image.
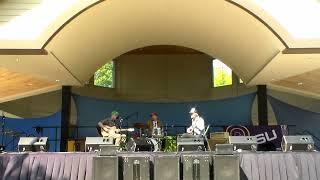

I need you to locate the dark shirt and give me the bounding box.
[101,118,119,127]
[96,118,119,136]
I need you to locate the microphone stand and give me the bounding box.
[120,112,138,137]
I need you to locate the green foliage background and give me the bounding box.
[94,61,233,88]
[94,62,114,88]
[213,68,232,87]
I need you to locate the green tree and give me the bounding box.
[213,68,232,87]
[94,61,114,88]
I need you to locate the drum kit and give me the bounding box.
[127,123,166,152]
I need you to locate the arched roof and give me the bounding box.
[0,0,320,101]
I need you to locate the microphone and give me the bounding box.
[119,117,124,124]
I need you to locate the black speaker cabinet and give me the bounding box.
[122,155,150,180]
[213,155,240,180]
[93,156,118,180]
[182,153,212,180]
[154,153,180,180]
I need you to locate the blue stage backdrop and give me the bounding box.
[268,95,320,149]
[0,112,61,152]
[73,93,256,137]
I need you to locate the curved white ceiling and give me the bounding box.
[0,0,319,100]
[0,0,78,40]
[0,0,99,49]
[253,0,320,39]
[45,0,285,83]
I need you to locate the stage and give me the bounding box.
[0,151,319,180]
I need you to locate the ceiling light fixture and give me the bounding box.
[55,79,60,82]
[298,82,303,86]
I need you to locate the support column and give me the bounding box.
[257,85,268,125]
[60,86,71,152]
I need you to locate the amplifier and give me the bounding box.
[67,138,86,152]
[210,132,229,139]
[93,156,118,180]
[122,156,150,180]
[182,154,212,180]
[177,136,205,151]
[215,144,234,155]
[282,135,314,152]
[85,137,114,152]
[18,137,38,152]
[154,154,180,180]
[229,136,257,151]
[213,155,240,180]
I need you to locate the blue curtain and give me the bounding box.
[268,95,320,148]
[0,112,61,152]
[73,93,256,136]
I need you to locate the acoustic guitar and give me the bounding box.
[101,126,134,137]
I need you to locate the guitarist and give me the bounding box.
[187,108,205,136]
[97,111,126,146]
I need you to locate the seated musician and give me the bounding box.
[146,112,162,135]
[97,111,126,146]
[187,108,205,136]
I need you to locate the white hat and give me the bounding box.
[189,107,197,114]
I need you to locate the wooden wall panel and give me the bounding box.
[0,67,56,98]
[272,68,320,95]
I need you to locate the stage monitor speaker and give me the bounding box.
[93,156,118,180]
[99,145,118,156]
[282,135,314,152]
[154,154,180,180]
[177,135,205,151]
[213,155,240,180]
[18,137,38,152]
[85,137,114,152]
[33,137,48,152]
[182,154,212,180]
[229,136,257,151]
[122,156,150,180]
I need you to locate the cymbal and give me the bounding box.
[134,123,147,129]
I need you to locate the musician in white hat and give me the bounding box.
[187,108,205,135]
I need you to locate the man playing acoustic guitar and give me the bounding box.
[97,111,127,146]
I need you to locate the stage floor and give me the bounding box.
[0,151,319,180]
